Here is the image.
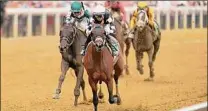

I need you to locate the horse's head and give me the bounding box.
[59,23,76,53]
[91,24,106,52]
[136,10,149,32]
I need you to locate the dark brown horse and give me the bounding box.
[133,10,161,81]
[111,11,131,75]
[83,24,124,111]
[53,22,88,106]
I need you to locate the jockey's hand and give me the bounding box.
[86,29,92,36]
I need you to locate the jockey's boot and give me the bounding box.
[106,35,119,57]
[122,21,129,35]
[80,36,91,56]
[128,31,134,39]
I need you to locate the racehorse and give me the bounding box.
[83,24,124,111]
[111,10,131,75]
[53,22,88,106]
[133,10,161,81]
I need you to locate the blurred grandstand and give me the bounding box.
[1,1,207,38]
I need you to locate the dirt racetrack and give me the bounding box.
[1,29,207,111]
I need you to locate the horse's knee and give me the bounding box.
[148,62,153,67]
[81,80,86,90]
[74,88,80,96]
[56,88,61,94]
[59,75,65,82]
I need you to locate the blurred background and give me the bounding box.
[0,1,207,38]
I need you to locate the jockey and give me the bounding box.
[105,1,129,35]
[65,1,90,32]
[128,2,156,38]
[81,5,120,58]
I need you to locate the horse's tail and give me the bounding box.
[154,20,161,36]
[153,36,161,62]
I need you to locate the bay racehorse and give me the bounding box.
[83,24,124,111]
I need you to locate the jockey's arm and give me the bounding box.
[129,10,138,30]
[148,7,154,27]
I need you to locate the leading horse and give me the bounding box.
[83,24,124,111]
[133,10,161,81]
[53,22,88,106]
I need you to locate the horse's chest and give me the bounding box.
[135,36,153,51]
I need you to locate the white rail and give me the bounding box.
[2,7,207,38]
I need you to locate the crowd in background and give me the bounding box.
[1,1,207,38]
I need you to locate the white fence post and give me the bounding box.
[42,13,47,36]
[55,13,60,36]
[192,9,195,29]
[175,9,178,30]
[27,13,32,37]
[13,13,18,38]
[166,9,170,30]
[200,9,203,29]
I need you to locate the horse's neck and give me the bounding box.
[72,30,86,55]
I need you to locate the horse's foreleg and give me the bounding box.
[145,46,155,81]
[106,78,115,104]
[113,73,122,105]
[74,66,84,106]
[136,51,144,74]
[53,59,69,99]
[89,77,98,111]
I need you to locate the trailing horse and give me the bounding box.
[133,10,161,81]
[111,10,131,75]
[83,24,124,111]
[53,22,88,106]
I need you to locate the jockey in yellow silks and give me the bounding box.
[128,2,156,38]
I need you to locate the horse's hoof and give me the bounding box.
[74,102,78,107]
[138,69,144,75]
[113,95,121,105]
[52,94,60,99]
[144,77,154,81]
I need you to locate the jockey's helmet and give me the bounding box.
[137,2,148,10]
[71,1,83,18]
[92,5,106,22]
